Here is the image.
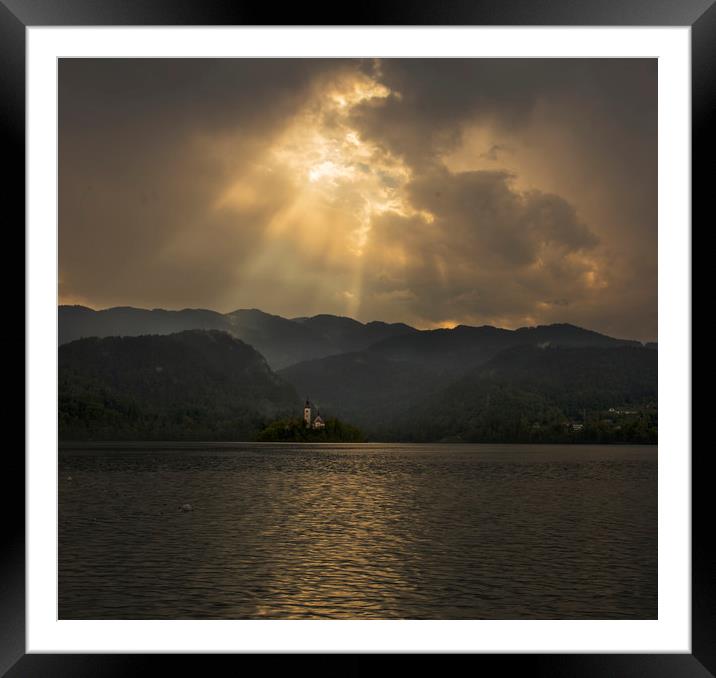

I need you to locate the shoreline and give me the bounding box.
[58,440,658,449]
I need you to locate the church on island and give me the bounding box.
[303,398,325,429]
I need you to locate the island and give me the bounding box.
[257,398,364,442]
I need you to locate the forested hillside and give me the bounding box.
[385,345,657,443]
[59,330,299,440]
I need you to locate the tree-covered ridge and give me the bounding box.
[59,305,647,372]
[59,305,417,370]
[257,417,365,442]
[385,345,657,443]
[57,320,658,444]
[59,330,299,441]
[279,350,444,433]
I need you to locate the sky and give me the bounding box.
[59,58,657,341]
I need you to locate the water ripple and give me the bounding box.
[59,443,657,619]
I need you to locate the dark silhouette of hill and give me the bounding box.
[387,345,657,443]
[58,305,228,345]
[292,314,417,353]
[59,306,642,373]
[278,323,648,432]
[366,322,641,375]
[57,306,656,443]
[224,308,335,368]
[279,351,444,431]
[59,305,416,369]
[59,330,299,441]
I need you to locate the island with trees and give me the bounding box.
[257,417,365,442]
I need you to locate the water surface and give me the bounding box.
[59,443,657,619]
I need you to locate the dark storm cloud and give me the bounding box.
[407,169,598,266]
[348,59,656,339]
[361,168,601,326]
[60,58,333,137]
[351,59,656,163]
[59,58,657,340]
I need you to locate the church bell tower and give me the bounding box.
[303,398,312,428]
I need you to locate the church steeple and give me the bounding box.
[303,397,312,428]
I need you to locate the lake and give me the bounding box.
[58,443,657,619]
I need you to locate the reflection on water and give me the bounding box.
[59,443,657,619]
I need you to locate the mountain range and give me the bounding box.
[59,305,652,369]
[58,305,657,442]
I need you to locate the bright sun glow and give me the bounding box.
[267,72,429,256]
[217,69,435,275]
[213,69,434,317]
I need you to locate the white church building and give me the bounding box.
[303,398,326,429]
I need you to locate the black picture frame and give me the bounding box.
[6,0,705,674]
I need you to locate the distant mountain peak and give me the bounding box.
[58,304,649,372]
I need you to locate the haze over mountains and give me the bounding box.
[59,305,652,370]
[59,305,417,370]
[58,305,657,442]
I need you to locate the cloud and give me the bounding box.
[59,58,657,340]
[359,168,602,328]
[59,59,334,309]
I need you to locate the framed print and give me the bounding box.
[7,0,706,674]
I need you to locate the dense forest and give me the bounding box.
[383,345,657,444]
[59,330,299,441]
[58,311,658,444]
